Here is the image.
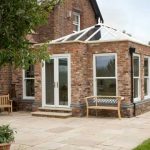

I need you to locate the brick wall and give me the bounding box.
[29,0,97,43]
[32,41,150,117]
[0,66,11,95]
[8,39,150,117]
[9,0,97,111]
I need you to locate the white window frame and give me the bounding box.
[23,67,35,100]
[73,12,80,32]
[133,54,141,102]
[144,56,150,99]
[93,53,118,96]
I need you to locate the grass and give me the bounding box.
[133,139,150,150]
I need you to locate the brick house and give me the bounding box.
[27,0,104,43]
[30,24,150,117]
[1,0,150,118]
[0,0,103,111]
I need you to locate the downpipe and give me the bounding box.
[129,47,136,117]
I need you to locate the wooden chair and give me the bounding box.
[0,94,12,113]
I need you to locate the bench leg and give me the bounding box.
[6,107,10,114]
[118,109,121,119]
[11,106,12,113]
[87,108,89,117]
[96,109,97,117]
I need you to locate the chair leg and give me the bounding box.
[118,109,121,119]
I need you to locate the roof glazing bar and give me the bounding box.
[115,29,135,40]
[102,26,118,38]
[61,30,85,42]
[85,27,102,41]
[74,26,95,41]
[52,25,95,43]
[52,30,81,43]
[52,35,68,42]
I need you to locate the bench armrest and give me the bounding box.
[9,99,13,105]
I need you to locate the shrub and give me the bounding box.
[133,138,150,150]
[0,125,16,144]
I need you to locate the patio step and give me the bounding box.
[31,111,72,118]
[38,107,72,113]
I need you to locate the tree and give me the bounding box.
[0,0,61,68]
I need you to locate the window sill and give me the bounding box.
[134,98,141,103]
[144,96,150,100]
[23,97,35,100]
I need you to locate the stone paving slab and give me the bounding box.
[0,111,150,150]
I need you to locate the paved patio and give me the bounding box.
[0,112,150,150]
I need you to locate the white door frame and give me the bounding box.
[42,54,71,108]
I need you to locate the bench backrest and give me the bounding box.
[0,94,10,105]
[85,96,122,107]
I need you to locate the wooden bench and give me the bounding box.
[85,96,124,119]
[0,94,12,113]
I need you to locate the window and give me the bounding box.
[144,57,149,98]
[23,65,35,99]
[133,54,140,101]
[73,12,80,32]
[94,54,117,96]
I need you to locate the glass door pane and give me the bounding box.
[45,60,54,105]
[58,58,68,106]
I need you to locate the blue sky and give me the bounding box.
[97,0,150,44]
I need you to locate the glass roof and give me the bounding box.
[51,23,141,44]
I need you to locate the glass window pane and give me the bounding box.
[79,27,99,41]
[134,78,139,98]
[73,12,80,32]
[26,79,34,97]
[73,24,79,32]
[97,79,116,96]
[73,14,79,23]
[59,58,68,106]
[67,31,84,41]
[144,78,148,96]
[96,55,115,77]
[45,60,54,105]
[25,65,34,78]
[89,31,101,41]
[144,58,148,76]
[133,56,139,77]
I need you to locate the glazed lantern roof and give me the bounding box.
[51,23,142,44]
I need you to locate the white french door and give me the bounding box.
[42,54,71,107]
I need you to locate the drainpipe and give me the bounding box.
[129,47,136,116]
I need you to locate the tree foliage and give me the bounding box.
[0,0,61,68]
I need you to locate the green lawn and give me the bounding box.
[133,139,150,150]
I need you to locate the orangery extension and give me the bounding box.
[25,23,150,118]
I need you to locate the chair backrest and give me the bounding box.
[0,94,10,105]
